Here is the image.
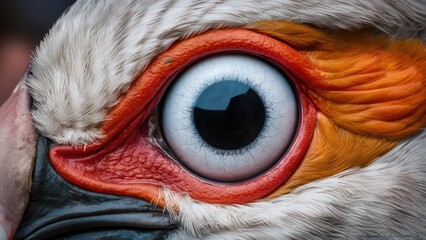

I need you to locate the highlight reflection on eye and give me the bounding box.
[161,54,298,182]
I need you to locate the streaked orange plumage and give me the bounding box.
[247,21,426,139]
[268,114,398,197]
[246,21,426,197]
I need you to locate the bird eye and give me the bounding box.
[161,54,297,181]
[49,29,317,204]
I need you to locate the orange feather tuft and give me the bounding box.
[246,21,426,139]
[268,114,398,197]
[246,21,425,197]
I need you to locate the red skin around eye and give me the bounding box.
[50,29,317,206]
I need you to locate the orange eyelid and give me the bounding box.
[247,21,426,140]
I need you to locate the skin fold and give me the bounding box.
[0,82,37,239]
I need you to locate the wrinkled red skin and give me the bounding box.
[50,29,317,206]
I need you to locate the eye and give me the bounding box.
[161,54,297,181]
[49,29,317,204]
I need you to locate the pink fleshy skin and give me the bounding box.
[0,81,37,239]
[0,225,6,240]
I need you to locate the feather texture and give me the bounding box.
[27,0,426,144]
[164,129,426,239]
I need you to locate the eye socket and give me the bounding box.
[161,54,298,182]
[49,29,317,205]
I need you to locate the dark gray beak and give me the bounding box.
[14,137,178,240]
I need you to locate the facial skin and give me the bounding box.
[0,82,37,240]
[0,2,75,238]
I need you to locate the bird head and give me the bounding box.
[0,1,425,239]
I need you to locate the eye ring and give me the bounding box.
[159,53,299,182]
[50,29,317,205]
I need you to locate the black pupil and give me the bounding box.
[194,81,266,150]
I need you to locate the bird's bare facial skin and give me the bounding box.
[21,0,425,239]
[0,81,37,239]
[49,29,318,205]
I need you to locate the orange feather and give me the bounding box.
[245,21,425,197]
[246,21,426,139]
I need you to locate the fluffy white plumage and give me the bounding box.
[27,0,425,144]
[164,129,426,239]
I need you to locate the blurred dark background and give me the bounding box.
[0,0,76,106]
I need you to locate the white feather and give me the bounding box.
[27,0,425,144]
[164,130,426,239]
